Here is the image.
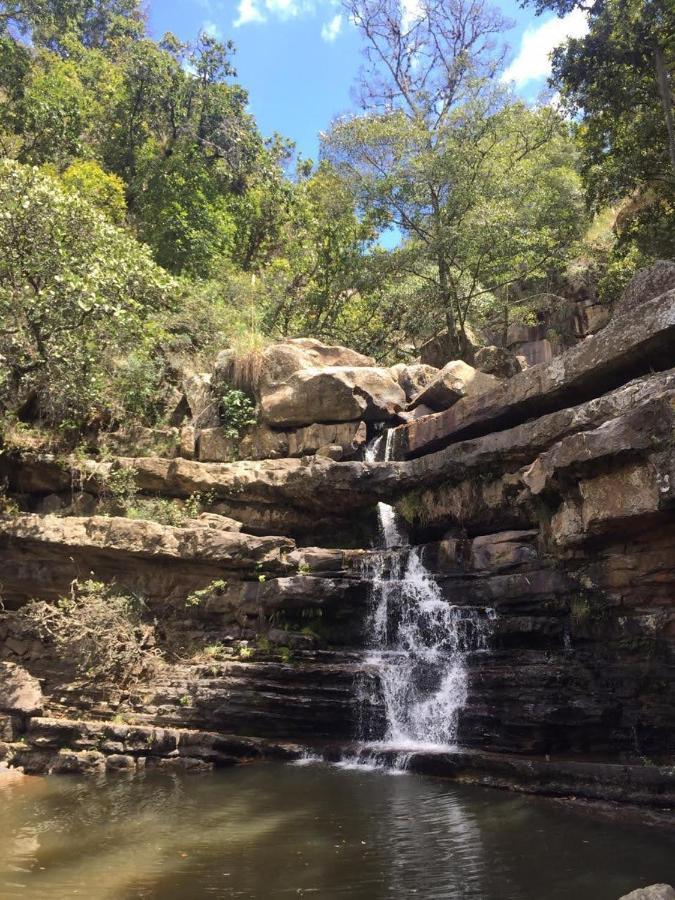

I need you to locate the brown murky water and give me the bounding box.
[0,762,673,899]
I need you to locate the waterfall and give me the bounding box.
[360,431,493,753]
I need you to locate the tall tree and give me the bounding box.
[324,0,583,356]
[522,0,675,256]
[0,0,144,52]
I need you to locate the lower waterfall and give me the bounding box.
[355,433,494,759]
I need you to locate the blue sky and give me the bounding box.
[147,0,587,162]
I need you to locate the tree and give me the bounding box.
[0,0,144,53]
[101,33,268,276]
[0,160,175,427]
[324,0,584,355]
[522,0,675,258]
[61,159,127,223]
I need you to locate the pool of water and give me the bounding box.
[0,762,673,899]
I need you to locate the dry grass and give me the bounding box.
[220,330,270,396]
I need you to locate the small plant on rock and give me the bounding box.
[219,388,257,439]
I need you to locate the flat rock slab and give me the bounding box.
[0,515,294,570]
[392,289,675,458]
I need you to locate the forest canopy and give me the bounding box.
[0,0,672,432]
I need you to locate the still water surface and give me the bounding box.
[0,762,673,900]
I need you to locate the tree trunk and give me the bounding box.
[655,42,675,174]
[438,255,461,359]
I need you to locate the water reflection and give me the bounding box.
[0,764,673,899]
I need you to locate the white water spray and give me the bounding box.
[361,431,493,752]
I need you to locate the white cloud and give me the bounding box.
[234,0,337,28]
[234,0,266,26]
[321,12,343,42]
[401,0,422,33]
[202,19,222,37]
[502,9,588,88]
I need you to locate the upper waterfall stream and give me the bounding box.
[356,433,493,759]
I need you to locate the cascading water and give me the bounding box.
[358,431,493,757]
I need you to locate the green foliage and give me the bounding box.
[220,388,257,439]
[325,101,585,355]
[183,490,217,518]
[61,159,127,223]
[185,578,228,608]
[525,0,675,266]
[99,464,137,513]
[126,497,186,527]
[0,160,176,429]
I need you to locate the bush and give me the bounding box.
[20,579,161,684]
[220,389,257,438]
[0,160,177,431]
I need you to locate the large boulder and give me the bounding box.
[215,338,374,397]
[409,361,500,412]
[419,328,478,368]
[183,374,220,429]
[474,345,524,379]
[0,663,43,715]
[260,366,406,427]
[618,261,675,316]
[392,363,440,402]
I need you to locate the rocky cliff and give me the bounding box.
[0,266,673,806]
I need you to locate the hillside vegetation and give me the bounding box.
[0,0,672,440]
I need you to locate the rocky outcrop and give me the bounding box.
[618,260,675,316]
[619,888,675,900]
[392,288,675,458]
[1,269,674,808]
[261,366,406,427]
[0,663,43,715]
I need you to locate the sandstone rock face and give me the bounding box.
[198,427,238,463]
[573,299,611,337]
[393,288,675,458]
[618,260,675,316]
[410,361,500,412]
[0,514,292,570]
[0,662,43,715]
[198,421,367,463]
[261,366,406,427]
[215,337,374,397]
[287,421,367,457]
[240,424,289,461]
[393,363,439,401]
[183,373,219,429]
[474,345,524,379]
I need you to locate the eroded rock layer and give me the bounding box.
[1,280,674,805]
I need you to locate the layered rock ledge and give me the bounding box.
[1,273,674,806]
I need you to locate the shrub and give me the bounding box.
[0,160,176,430]
[20,579,161,684]
[220,389,257,439]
